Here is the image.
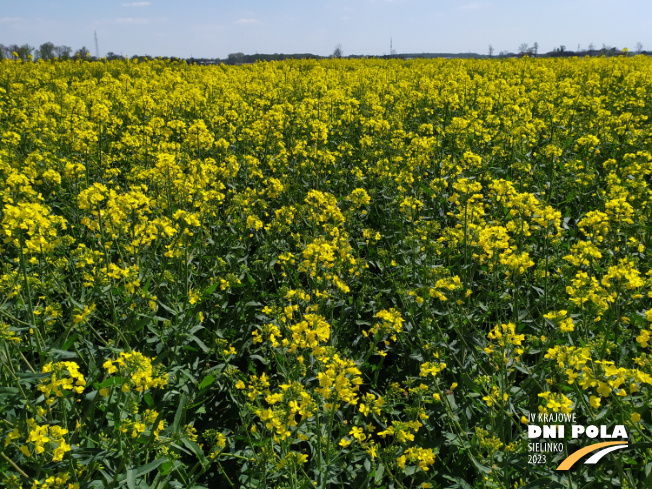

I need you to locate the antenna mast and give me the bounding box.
[94,31,100,58]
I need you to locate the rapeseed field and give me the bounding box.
[1,55,652,488]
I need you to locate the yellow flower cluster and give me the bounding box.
[543,310,575,333]
[17,419,70,463]
[103,351,168,392]
[485,322,525,359]
[377,420,423,443]
[38,361,86,400]
[1,202,67,253]
[315,350,363,406]
[369,308,405,338]
[538,391,573,414]
[397,446,436,472]
[545,345,652,398]
[288,313,331,354]
[256,382,316,442]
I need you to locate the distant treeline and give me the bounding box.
[1,41,645,64]
[0,42,88,61]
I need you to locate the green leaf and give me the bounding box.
[127,468,136,489]
[198,374,216,390]
[172,393,188,432]
[135,458,168,477]
[0,387,20,402]
[421,183,435,197]
[97,376,126,389]
[403,465,416,476]
[181,436,208,466]
[143,277,151,295]
[144,392,154,407]
[188,334,210,352]
[246,272,255,285]
[158,302,178,316]
[374,463,385,483]
[62,333,79,351]
[248,354,269,365]
[518,477,563,489]
[442,474,473,489]
[160,461,173,475]
[48,348,78,359]
[470,457,491,474]
[16,371,50,382]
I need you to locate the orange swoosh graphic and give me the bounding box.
[556,441,628,470]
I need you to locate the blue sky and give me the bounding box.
[1,0,650,58]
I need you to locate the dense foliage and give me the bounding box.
[1,55,652,488]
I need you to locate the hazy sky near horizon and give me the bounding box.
[1,0,649,58]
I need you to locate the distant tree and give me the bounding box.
[22,44,34,60]
[227,52,245,64]
[488,44,494,57]
[0,44,14,59]
[54,45,72,59]
[10,44,34,61]
[332,44,343,58]
[559,45,566,53]
[37,42,56,60]
[7,44,19,58]
[74,46,91,59]
[518,43,529,55]
[532,42,538,56]
[636,42,643,54]
[588,43,594,52]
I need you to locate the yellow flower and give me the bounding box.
[349,426,366,442]
[103,359,118,374]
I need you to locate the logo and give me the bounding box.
[556,441,628,470]
[526,412,630,470]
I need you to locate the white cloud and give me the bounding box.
[122,2,151,7]
[234,18,260,25]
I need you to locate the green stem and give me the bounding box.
[321,400,338,489]
[19,241,45,360]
